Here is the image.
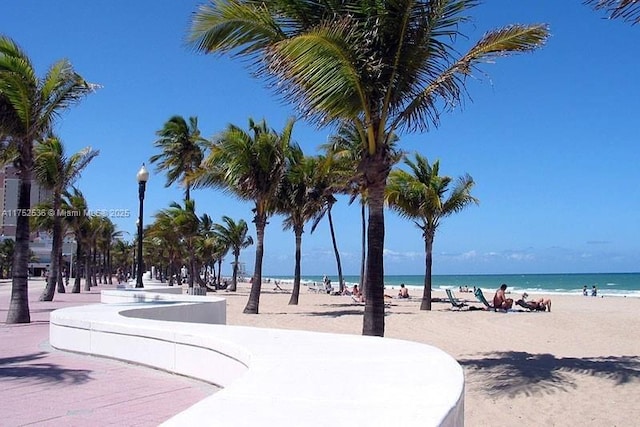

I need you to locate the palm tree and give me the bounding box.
[277,153,326,304]
[212,216,253,292]
[63,187,90,293]
[323,123,402,297]
[196,219,217,287]
[191,118,292,313]
[84,215,105,291]
[150,115,206,201]
[96,217,120,285]
[190,0,547,336]
[161,200,201,288]
[386,153,478,310]
[33,136,98,301]
[0,36,96,323]
[111,238,133,282]
[147,211,184,286]
[585,0,640,24]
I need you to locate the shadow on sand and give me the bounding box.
[459,351,640,398]
[0,352,93,385]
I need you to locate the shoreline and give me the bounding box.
[259,275,640,298]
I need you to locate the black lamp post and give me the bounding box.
[136,163,149,288]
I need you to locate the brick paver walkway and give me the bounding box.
[0,278,218,426]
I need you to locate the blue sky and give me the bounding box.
[2,1,639,276]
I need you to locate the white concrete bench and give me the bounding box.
[49,288,464,426]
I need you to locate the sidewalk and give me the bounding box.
[0,278,218,426]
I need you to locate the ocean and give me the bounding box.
[268,272,640,297]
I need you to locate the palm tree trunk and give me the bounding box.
[359,202,366,292]
[72,243,82,293]
[421,232,435,311]
[327,204,344,294]
[57,252,65,293]
[84,246,91,291]
[91,243,98,287]
[6,164,33,324]
[288,227,303,305]
[189,244,196,288]
[40,207,63,301]
[362,175,386,337]
[106,247,112,284]
[230,252,239,292]
[217,258,222,287]
[244,212,266,314]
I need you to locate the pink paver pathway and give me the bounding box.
[0,278,218,426]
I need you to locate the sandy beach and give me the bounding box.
[223,281,640,427]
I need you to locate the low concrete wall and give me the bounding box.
[50,288,464,426]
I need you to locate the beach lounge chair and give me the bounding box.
[474,288,496,311]
[445,289,468,310]
[307,282,322,293]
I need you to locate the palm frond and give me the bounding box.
[585,0,640,24]
[189,0,286,56]
[392,23,549,133]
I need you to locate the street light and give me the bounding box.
[136,163,149,288]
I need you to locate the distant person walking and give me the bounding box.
[181,265,188,284]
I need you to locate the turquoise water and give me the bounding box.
[269,273,640,297]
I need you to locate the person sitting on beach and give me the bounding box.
[517,293,552,312]
[351,284,365,302]
[398,284,410,299]
[324,279,333,294]
[493,284,514,310]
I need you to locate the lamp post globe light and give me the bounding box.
[136,163,149,288]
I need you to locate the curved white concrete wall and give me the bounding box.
[49,289,464,426]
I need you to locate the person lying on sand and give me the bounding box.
[517,293,552,312]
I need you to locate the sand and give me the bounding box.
[223,281,640,427]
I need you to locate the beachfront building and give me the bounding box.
[0,164,69,276]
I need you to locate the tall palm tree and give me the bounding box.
[150,115,206,201]
[278,153,325,304]
[212,216,253,292]
[190,0,548,336]
[386,153,478,310]
[191,118,293,313]
[0,36,96,323]
[323,123,402,296]
[33,136,98,301]
[585,0,640,24]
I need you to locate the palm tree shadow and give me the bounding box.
[0,352,93,384]
[303,309,364,318]
[459,351,640,398]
